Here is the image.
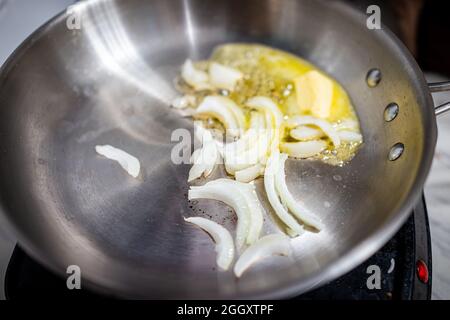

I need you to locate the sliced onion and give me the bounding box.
[224,130,271,174]
[290,125,324,141]
[223,113,267,175]
[189,125,219,182]
[189,181,251,250]
[188,152,207,182]
[193,121,213,144]
[184,217,235,270]
[208,179,264,245]
[264,151,304,236]
[234,234,291,277]
[246,96,283,128]
[195,96,245,136]
[249,111,266,130]
[274,153,323,230]
[224,110,270,176]
[246,97,283,154]
[181,59,211,90]
[95,145,140,178]
[338,130,363,143]
[224,129,259,160]
[286,116,340,147]
[280,140,328,158]
[216,96,246,130]
[235,164,264,183]
[334,119,359,131]
[209,62,243,91]
[171,95,196,109]
[225,112,266,156]
[188,141,218,182]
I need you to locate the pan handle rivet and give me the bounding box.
[384,103,399,122]
[388,143,404,161]
[366,68,382,87]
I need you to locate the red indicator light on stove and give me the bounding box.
[416,260,429,283]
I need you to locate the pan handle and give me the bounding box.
[429,81,450,116]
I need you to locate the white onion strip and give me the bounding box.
[334,119,358,131]
[264,151,304,236]
[225,112,266,158]
[249,111,266,130]
[234,234,291,277]
[286,116,340,147]
[338,130,363,143]
[189,181,251,250]
[208,179,264,245]
[95,145,140,178]
[280,140,328,158]
[171,95,196,109]
[275,153,323,230]
[188,126,219,182]
[188,141,218,182]
[235,164,264,183]
[181,59,211,90]
[195,96,245,136]
[224,131,271,174]
[245,97,283,156]
[224,111,268,176]
[184,217,235,270]
[209,62,243,91]
[290,125,324,141]
[246,97,283,127]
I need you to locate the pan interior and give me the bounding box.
[0,0,434,298]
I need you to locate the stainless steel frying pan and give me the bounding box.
[0,0,449,299]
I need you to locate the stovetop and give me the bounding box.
[4,195,432,300]
[299,195,432,300]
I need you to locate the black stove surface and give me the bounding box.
[4,195,432,300]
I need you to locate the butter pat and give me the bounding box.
[294,70,334,119]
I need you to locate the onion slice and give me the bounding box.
[189,181,251,250]
[181,59,211,90]
[225,112,266,158]
[223,110,270,177]
[264,151,304,236]
[209,62,243,91]
[188,141,218,182]
[246,96,283,128]
[338,130,363,143]
[280,140,328,158]
[171,95,196,109]
[207,179,264,245]
[275,153,323,230]
[195,96,245,136]
[224,130,271,174]
[184,217,235,270]
[249,111,266,130]
[290,125,324,141]
[234,234,292,277]
[334,119,359,131]
[245,97,283,155]
[286,116,340,147]
[235,164,264,183]
[188,126,219,182]
[95,145,140,178]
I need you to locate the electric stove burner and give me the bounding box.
[4,195,432,300]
